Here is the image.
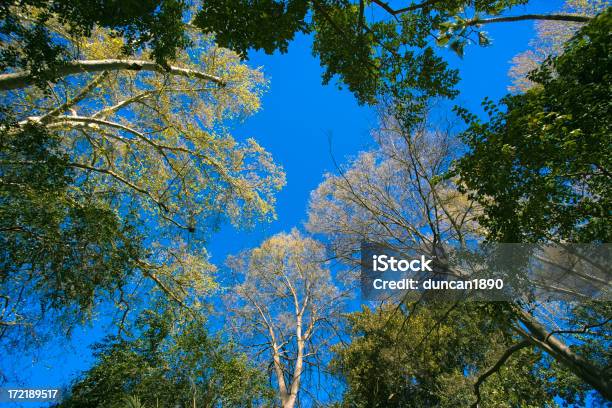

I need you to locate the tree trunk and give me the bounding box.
[516,308,611,400]
[282,313,305,408]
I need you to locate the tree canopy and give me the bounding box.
[2,1,594,126]
[1,1,610,406]
[454,8,611,243]
[1,0,190,89]
[193,0,593,126]
[307,12,611,396]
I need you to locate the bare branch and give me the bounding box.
[470,14,591,27]
[65,161,169,213]
[0,59,225,91]
[39,71,110,122]
[371,0,442,16]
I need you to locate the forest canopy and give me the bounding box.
[0,1,610,407]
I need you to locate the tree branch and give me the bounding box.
[514,307,612,400]
[0,59,225,91]
[371,0,442,15]
[65,161,169,213]
[39,71,110,122]
[470,14,591,26]
[42,115,234,183]
[92,90,156,118]
[471,340,531,408]
[545,317,612,340]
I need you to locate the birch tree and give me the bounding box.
[225,230,347,408]
[307,108,481,265]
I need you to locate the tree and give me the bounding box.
[3,1,596,127]
[454,9,611,243]
[452,11,611,400]
[0,25,284,349]
[307,104,611,401]
[56,307,273,408]
[225,230,348,408]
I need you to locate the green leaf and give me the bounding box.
[478,31,490,46]
[449,40,465,58]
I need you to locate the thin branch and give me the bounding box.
[92,90,156,118]
[39,71,110,122]
[40,115,235,184]
[65,161,169,213]
[471,340,531,408]
[371,0,441,16]
[546,317,612,341]
[144,271,186,308]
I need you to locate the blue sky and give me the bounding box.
[2,0,578,405]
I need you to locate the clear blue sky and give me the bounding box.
[2,0,576,405]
